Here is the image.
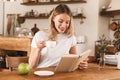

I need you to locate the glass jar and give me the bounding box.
[99,52,105,69]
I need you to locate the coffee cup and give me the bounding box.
[45,41,56,48]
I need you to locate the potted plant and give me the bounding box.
[95,34,111,68]
[114,38,120,52]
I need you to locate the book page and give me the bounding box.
[55,49,91,72]
[68,56,80,72]
[71,49,91,71]
[55,54,79,72]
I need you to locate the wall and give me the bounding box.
[98,0,110,39]
[0,1,4,34]
[0,0,100,56]
[98,0,120,40]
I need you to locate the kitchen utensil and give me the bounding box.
[114,30,120,38]
[17,17,25,24]
[109,22,118,31]
[7,15,12,35]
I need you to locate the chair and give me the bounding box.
[0,36,32,56]
[0,37,31,71]
[6,56,29,71]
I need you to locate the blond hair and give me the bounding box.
[48,4,75,40]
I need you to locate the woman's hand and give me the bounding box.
[36,41,46,49]
[78,57,89,69]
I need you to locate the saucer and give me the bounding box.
[34,70,54,77]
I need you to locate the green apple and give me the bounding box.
[18,63,30,75]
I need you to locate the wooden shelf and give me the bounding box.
[20,16,49,19]
[21,0,86,5]
[73,15,86,19]
[20,0,86,23]
[100,10,120,17]
[19,15,86,19]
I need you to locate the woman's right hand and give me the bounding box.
[29,41,46,68]
[36,41,46,49]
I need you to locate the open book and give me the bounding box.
[55,49,91,72]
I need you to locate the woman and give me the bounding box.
[29,4,88,69]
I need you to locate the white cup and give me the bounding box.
[76,43,86,55]
[46,41,56,48]
[117,52,120,69]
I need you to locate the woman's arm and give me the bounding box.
[29,41,45,68]
[29,47,41,68]
[69,46,77,54]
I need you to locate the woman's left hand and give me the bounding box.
[78,57,89,69]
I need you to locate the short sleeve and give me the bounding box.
[71,35,77,47]
[31,31,48,48]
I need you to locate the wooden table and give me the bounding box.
[1,63,120,80]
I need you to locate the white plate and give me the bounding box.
[34,70,54,77]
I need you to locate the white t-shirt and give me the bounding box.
[31,31,77,68]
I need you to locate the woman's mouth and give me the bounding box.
[60,28,65,32]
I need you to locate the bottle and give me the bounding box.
[30,9,34,17]
[31,24,39,35]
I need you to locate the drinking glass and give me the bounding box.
[99,53,105,69]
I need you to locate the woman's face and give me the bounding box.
[53,13,70,34]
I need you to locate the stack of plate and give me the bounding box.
[105,55,118,65]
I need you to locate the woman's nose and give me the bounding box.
[61,22,67,27]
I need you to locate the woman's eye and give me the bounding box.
[59,20,63,23]
[58,20,70,24]
[66,21,70,24]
